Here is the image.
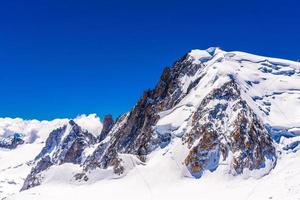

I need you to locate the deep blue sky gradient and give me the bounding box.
[0,0,299,120]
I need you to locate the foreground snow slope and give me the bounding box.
[7,136,300,200]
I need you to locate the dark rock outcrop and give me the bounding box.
[98,114,114,142]
[184,80,276,177]
[82,54,206,174]
[0,133,24,149]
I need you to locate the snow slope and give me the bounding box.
[7,135,300,200]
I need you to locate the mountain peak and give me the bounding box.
[188,47,223,64]
[68,119,77,126]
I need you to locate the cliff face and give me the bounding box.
[81,53,207,174]
[98,114,114,142]
[0,133,24,149]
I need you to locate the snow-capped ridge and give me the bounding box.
[188,47,223,64]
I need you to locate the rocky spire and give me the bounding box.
[98,114,114,142]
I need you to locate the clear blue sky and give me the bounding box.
[0,0,299,120]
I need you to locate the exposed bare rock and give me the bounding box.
[81,54,207,175]
[184,80,276,178]
[98,114,114,142]
[0,133,24,149]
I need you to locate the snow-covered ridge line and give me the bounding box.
[188,47,300,69]
[187,47,300,128]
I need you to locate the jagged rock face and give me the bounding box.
[0,133,24,149]
[35,126,67,160]
[82,54,207,173]
[21,120,97,191]
[184,80,276,177]
[35,120,96,164]
[98,114,114,142]
[21,156,52,191]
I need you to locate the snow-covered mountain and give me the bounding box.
[0,114,102,199]
[1,48,300,200]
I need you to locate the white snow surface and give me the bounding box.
[1,48,300,200]
[5,136,300,200]
[186,48,300,128]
